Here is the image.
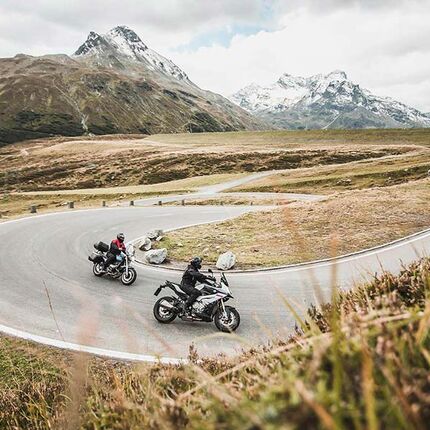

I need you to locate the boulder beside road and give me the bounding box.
[216,251,236,270]
[145,248,168,264]
[147,229,164,240]
[137,237,152,251]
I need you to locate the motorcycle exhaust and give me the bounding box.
[159,302,175,310]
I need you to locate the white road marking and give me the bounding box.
[0,323,184,364]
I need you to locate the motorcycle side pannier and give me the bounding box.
[94,241,109,252]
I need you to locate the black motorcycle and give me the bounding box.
[153,269,240,332]
[88,241,137,286]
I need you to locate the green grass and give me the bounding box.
[0,258,429,428]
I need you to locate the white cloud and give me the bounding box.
[0,1,429,111]
[168,3,430,111]
[0,0,267,56]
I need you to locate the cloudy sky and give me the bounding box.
[1,0,429,111]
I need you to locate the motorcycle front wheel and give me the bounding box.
[121,267,137,286]
[153,297,177,323]
[214,306,240,332]
[93,262,105,277]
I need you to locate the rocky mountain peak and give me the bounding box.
[73,25,189,82]
[109,25,139,40]
[106,25,148,56]
[230,71,430,129]
[324,70,347,81]
[277,73,307,88]
[74,31,107,56]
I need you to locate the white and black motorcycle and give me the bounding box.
[88,241,137,286]
[153,269,240,332]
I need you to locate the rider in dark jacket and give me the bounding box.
[104,233,126,271]
[181,257,209,311]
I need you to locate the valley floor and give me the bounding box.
[2,129,429,267]
[1,129,430,427]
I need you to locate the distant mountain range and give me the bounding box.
[1,27,429,146]
[230,71,430,129]
[0,26,264,145]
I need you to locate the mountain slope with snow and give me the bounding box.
[0,26,265,145]
[230,71,430,129]
[74,26,190,82]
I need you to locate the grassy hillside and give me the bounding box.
[1,258,429,428]
[0,54,264,145]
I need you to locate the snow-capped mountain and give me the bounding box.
[74,25,189,82]
[230,71,430,129]
[0,26,266,145]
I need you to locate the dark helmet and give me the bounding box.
[117,233,125,243]
[190,256,202,269]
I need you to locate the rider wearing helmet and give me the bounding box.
[103,233,126,271]
[181,257,209,313]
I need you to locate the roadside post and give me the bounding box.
[181,199,185,206]
[68,201,74,209]
[30,205,37,214]
[102,200,106,207]
[130,200,134,206]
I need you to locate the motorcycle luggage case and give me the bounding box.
[94,241,109,252]
[88,252,103,263]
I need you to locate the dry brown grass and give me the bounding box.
[150,128,430,149]
[20,173,246,195]
[0,191,166,219]
[229,148,430,194]
[0,173,248,218]
[164,178,430,268]
[0,129,426,191]
[162,196,286,206]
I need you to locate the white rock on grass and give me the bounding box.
[138,237,152,251]
[216,251,236,270]
[145,248,167,264]
[147,229,164,240]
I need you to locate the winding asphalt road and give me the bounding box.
[0,173,429,362]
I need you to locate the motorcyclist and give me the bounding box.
[103,233,126,271]
[181,257,210,313]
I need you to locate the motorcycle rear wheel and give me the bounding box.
[93,263,105,277]
[153,297,177,323]
[214,306,240,332]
